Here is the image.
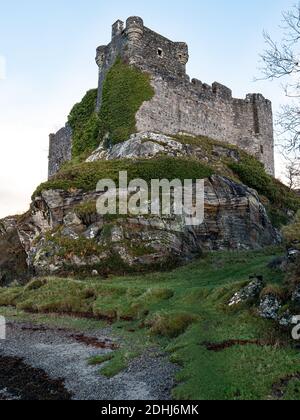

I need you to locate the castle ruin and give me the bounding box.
[48,16,275,178]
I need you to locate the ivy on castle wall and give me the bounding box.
[68,89,101,159]
[99,57,154,145]
[68,58,154,160]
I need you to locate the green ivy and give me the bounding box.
[99,57,154,145]
[68,58,154,160]
[68,89,101,159]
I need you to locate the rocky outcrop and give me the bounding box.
[229,276,265,307]
[0,217,29,285]
[86,132,241,164]
[0,174,280,282]
[259,294,282,320]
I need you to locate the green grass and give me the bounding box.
[88,353,114,366]
[282,210,300,246]
[0,306,104,332]
[32,156,214,198]
[229,155,300,216]
[2,247,300,399]
[100,349,140,377]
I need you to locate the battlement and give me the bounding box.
[48,17,275,178]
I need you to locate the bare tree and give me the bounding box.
[260,2,300,152]
[284,153,300,190]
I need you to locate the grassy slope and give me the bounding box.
[1,247,300,400]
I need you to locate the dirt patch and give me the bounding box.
[70,334,119,350]
[201,339,270,352]
[9,322,119,350]
[0,356,72,400]
[272,372,300,399]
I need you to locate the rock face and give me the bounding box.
[0,217,29,285]
[259,294,282,320]
[86,132,240,163]
[0,173,280,282]
[229,276,265,307]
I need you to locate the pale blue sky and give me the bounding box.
[0,0,296,217]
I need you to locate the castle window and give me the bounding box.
[157,48,163,58]
[260,145,264,154]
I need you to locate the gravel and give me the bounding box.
[0,321,178,400]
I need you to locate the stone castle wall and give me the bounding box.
[48,124,72,178]
[48,16,275,177]
[136,78,274,175]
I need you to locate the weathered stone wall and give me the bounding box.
[136,77,275,174]
[48,124,72,179]
[95,16,188,110]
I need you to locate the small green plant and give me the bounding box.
[88,353,114,366]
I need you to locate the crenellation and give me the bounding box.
[112,20,124,39]
[212,82,232,101]
[48,16,275,178]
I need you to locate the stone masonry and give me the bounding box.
[48,124,72,178]
[48,17,275,178]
